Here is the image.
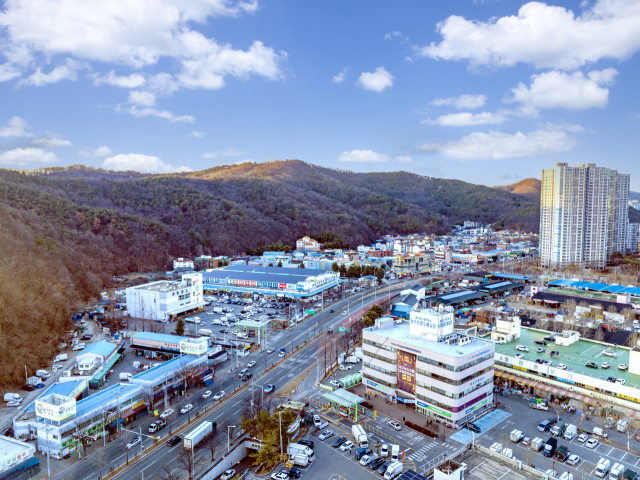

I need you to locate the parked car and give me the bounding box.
[585,362,599,369]
[557,364,568,370]
[370,458,386,470]
[567,455,580,466]
[600,362,610,369]
[616,379,627,385]
[543,360,553,366]
[319,429,334,440]
[270,473,288,480]
[221,470,236,480]
[180,404,193,414]
[536,347,546,353]
[585,438,599,449]
[515,354,525,359]
[340,441,354,451]
[468,423,481,433]
[329,380,341,388]
[577,434,588,443]
[516,345,529,352]
[166,436,181,447]
[550,351,560,357]
[298,439,314,448]
[332,437,346,448]
[618,363,629,370]
[242,372,253,381]
[160,408,174,420]
[278,351,286,358]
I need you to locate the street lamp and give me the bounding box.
[227,425,236,453]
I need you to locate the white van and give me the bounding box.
[36,370,51,379]
[198,329,213,336]
[391,444,400,461]
[593,427,604,437]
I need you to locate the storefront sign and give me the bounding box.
[35,394,76,422]
[397,351,416,396]
[179,338,208,355]
[365,379,392,394]
[465,399,487,415]
[416,400,452,419]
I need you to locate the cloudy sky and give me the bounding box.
[1,0,639,188]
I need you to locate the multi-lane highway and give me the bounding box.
[49,281,410,480]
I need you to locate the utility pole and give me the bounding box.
[46,423,51,478]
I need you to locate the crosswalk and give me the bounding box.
[408,441,441,461]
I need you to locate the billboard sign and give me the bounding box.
[35,394,76,422]
[180,338,208,355]
[397,351,416,395]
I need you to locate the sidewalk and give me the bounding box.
[348,384,446,437]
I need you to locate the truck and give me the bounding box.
[550,422,567,436]
[594,458,610,478]
[383,461,404,480]
[352,424,368,448]
[538,414,559,432]
[36,370,51,379]
[510,429,523,443]
[119,372,132,381]
[543,437,558,457]
[345,355,361,364]
[27,376,42,388]
[555,445,570,462]
[4,393,22,403]
[292,454,310,467]
[148,419,166,433]
[391,444,400,461]
[198,329,213,336]
[531,437,544,452]
[287,443,315,461]
[563,424,577,440]
[213,307,223,314]
[610,463,625,480]
[617,419,629,433]
[183,420,215,451]
[54,354,68,362]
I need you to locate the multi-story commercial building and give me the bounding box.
[362,309,494,427]
[627,223,640,254]
[173,257,194,270]
[126,273,204,321]
[539,163,630,269]
[393,253,430,274]
[194,255,216,271]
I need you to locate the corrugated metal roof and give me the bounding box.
[79,341,118,358]
[131,332,187,344]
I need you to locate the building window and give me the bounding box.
[363,372,396,389]
[364,362,396,376]
[364,339,397,352]
[363,350,397,364]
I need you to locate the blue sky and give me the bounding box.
[1,0,639,189]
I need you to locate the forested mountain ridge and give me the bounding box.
[0,160,540,386]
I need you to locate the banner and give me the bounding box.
[397,351,416,396]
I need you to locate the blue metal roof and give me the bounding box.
[79,341,118,358]
[585,283,610,291]
[603,285,626,293]
[132,331,187,345]
[204,265,330,283]
[622,287,640,296]
[493,273,531,281]
[568,281,592,289]
[75,383,141,418]
[131,354,204,383]
[24,381,88,412]
[548,279,573,287]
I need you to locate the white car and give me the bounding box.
[329,380,341,388]
[271,473,288,480]
[202,391,212,399]
[319,429,333,440]
[489,442,502,454]
[388,421,401,431]
[557,363,568,370]
[247,361,256,368]
[619,363,629,370]
[267,348,275,354]
[516,345,529,352]
[545,469,558,479]
[160,408,174,420]
[180,404,193,414]
[342,311,347,316]
[339,364,352,371]
[601,362,610,369]
[515,354,524,359]
[602,350,617,357]
[543,360,553,366]
[566,454,580,466]
[278,351,286,358]
[212,319,221,325]
[585,438,599,449]
[6,401,20,407]
[577,433,588,443]
[616,378,627,385]
[126,437,141,449]
[340,440,354,451]
[221,469,236,480]
[214,391,226,401]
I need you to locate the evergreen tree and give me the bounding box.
[331,262,339,272]
[298,263,305,268]
[277,260,283,267]
[375,267,385,282]
[338,264,347,277]
[175,318,186,336]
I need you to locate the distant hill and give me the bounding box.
[630,191,640,202]
[494,178,541,198]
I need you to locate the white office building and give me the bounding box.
[362,307,495,427]
[628,223,640,254]
[126,273,204,321]
[540,163,630,269]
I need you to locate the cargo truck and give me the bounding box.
[292,454,310,467]
[383,461,403,480]
[119,372,132,381]
[531,437,544,452]
[623,469,639,480]
[610,463,625,480]
[4,393,22,403]
[183,420,216,451]
[54,354,68,362]
[287,443,315,461]
[36,370,50,379]
[594,458,610,478]
[555,446,570,462]
[27,376,42,388]
[563,424,577,440]
[510,429,523,443]
[352,424,368,448]
[543,437,557,457]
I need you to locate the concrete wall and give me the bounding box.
[196,438,250,480]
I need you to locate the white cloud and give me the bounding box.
[0,147,58,165]
[384,31,403,41]
[121,105,195,123]
[79,146,113,158]
[102,153,192,173]
[332,66,350,84]
[19,58,84,86]
[128,91,156,107]
[418,0,640,70]
[189,131,205,138]
[0,117,30,137]
[356,67,394,93]
[508,69,617,110]
[430,94,486,110]
[337,149,390,163]
[0,0,286,90]
[0,63,21,82]
[395,156,415,163]
[424,111,507,126]
[418,127,578,160]
[201,148,246,158]
[32,138,73,148]
[92,71,146,88]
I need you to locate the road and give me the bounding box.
[48,280,413,480]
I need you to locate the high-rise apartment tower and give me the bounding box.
[539,163,630,269]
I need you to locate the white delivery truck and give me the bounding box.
[213,307,223,314]
[391,444,400,461]
[4,393,22,403]
[594,458,610,478]
[27,376,42,388]
[183,420,215,451]
[531,438,544,452]
[384,461,404,479]
[185,317,201,324]
[610,463,625,480]
[292,454,310,467]
[563,424,577,440]
[345,355,361,364]
[119,372,132,381]
[352,424,368,448]
[54,354,68,362]
[198,329,213,336]
[287,443,315,461]
[510,429,523,443]
[36,370,51,379]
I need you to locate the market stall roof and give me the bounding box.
[584,283,610,291]
[433,289,486,305]
[92,353,121,382]
[471,280,524,294]
[322,388,365,408]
